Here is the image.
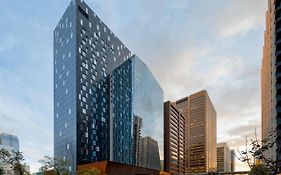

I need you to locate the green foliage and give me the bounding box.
[249,164,270,175]
[0,148,30,175]
[76,168,100,175]
[0,167,4,175]
[39,156,70,175]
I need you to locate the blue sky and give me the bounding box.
[0,0,267,172]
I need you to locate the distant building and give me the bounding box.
[139,137,161,170]
[164,101,187,174]
[174,90,217,173]
[217,142,231,172]
[0,133,19,152]
[231,149,235,172]
[0,133,20,175]
[32,167,44,175]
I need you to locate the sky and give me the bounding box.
[0,0,267,173]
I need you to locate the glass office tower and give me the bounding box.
[110,55,163,170]
[54,0,131,172]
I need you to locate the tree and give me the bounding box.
[76,168,100,175]
[249,164,270,175]
[0,148,30,175]
[235,130,280,174]
[39,156,70,175]
[0,167,4,175]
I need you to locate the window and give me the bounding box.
[82,39,86,45]
[81,19,83,25]
[82,73,86,79]
[65,123,68,128]
[66,144,70,150]
[89,22,91,28]
[69,108,71,115]
[95,51,99,57]
[82,97,86,102]
[82,85,86,91]
[97,24,99,30]
[82,108,86,114]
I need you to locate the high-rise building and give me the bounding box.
[164,101,187,174]
[261,0,281,170]
[110,55,163,169]
[230,149,235,172]
[54,1,163,173]
[54,0,131,172]
[217,142,231,173]
[139,137,161,170]
[175,90,217,173]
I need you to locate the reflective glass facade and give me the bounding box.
[110,55,163,170]
[54,0,131,172]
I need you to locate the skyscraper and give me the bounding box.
[217,142,231,173]
[54,0,131,172]
[175,90,217,173]
[164,101,187,174]
[261,0,281,170]
[110,55,163,169]
[54,1,163,172]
